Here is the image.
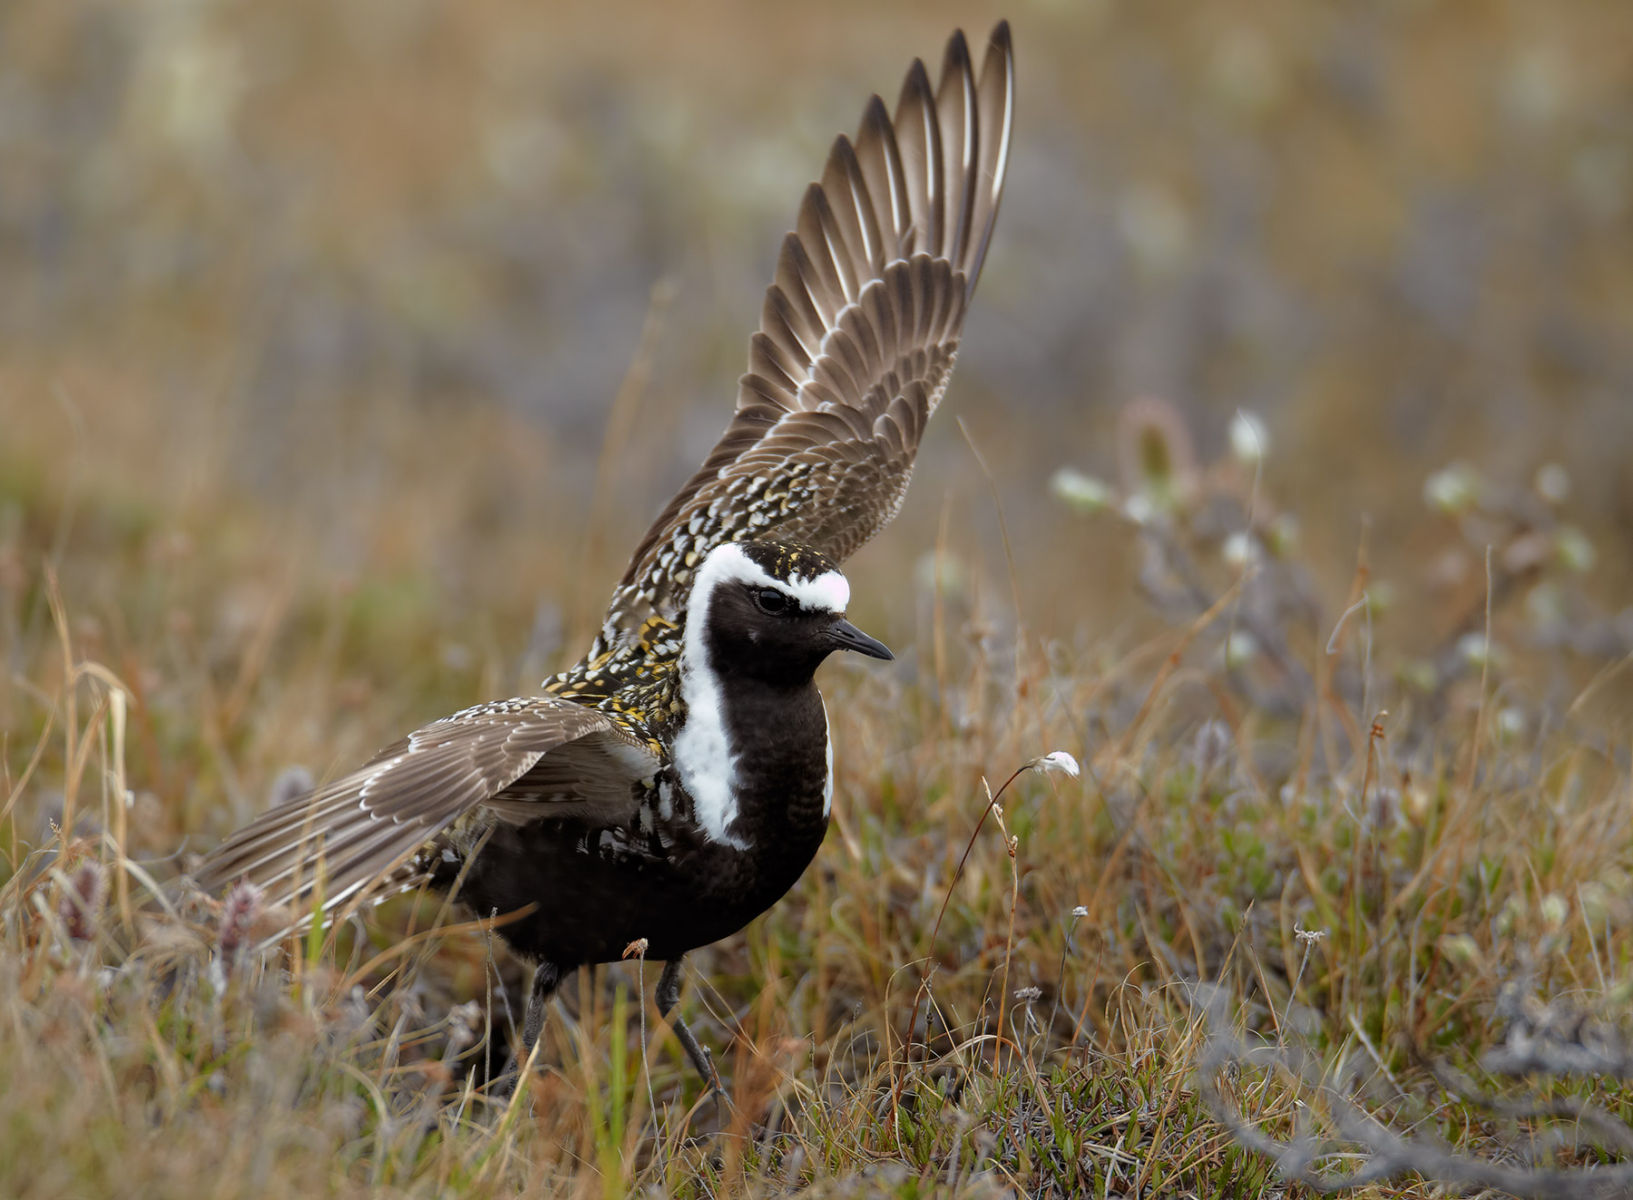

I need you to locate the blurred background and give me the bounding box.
[3,0,1632,825]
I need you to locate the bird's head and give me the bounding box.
[684,540,892,685]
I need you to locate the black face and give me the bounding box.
[704,578,892,687]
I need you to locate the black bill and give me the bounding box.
[828,618,894,661]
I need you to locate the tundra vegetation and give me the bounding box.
[3,3,1631,1197]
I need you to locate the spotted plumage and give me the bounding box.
[191,24,1015,1091]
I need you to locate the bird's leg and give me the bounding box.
[656,957,723,1097]
[491,960,562,1099]
[520,960,561,1056]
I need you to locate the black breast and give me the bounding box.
[445,679,833,968]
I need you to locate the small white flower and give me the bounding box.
[1457,631,1497,668]
[1266,513,1300,557]
[1222,531,1259,568]
[1439,933,1481,967]
[1122,492,1155,526]
[1035,751,1080,778]
[1071,905,1089,919]
[1293,923,1326,945]
[1050,467,1113,514]
[1539,893,1568,932]
[1555,526,1596,573]
[1535,462,1570,504]
[1229,410,1268,465]
[1424,462,1482,514]
[1222,630,1259,670]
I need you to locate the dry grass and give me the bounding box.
[6,396,1632,1196]
[5,2,1633,1196]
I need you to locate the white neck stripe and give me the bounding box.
[672,546,750,849]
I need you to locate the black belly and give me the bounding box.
[445,812,827,966]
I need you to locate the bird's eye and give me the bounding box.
[753,587,791,615]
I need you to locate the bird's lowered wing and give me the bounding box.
[190,698,659,919]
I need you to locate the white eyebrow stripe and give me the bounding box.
[791,570,849,612]
[702,542,850,614]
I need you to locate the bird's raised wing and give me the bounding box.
[190,698,659,919]
[595,23,1014,656]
